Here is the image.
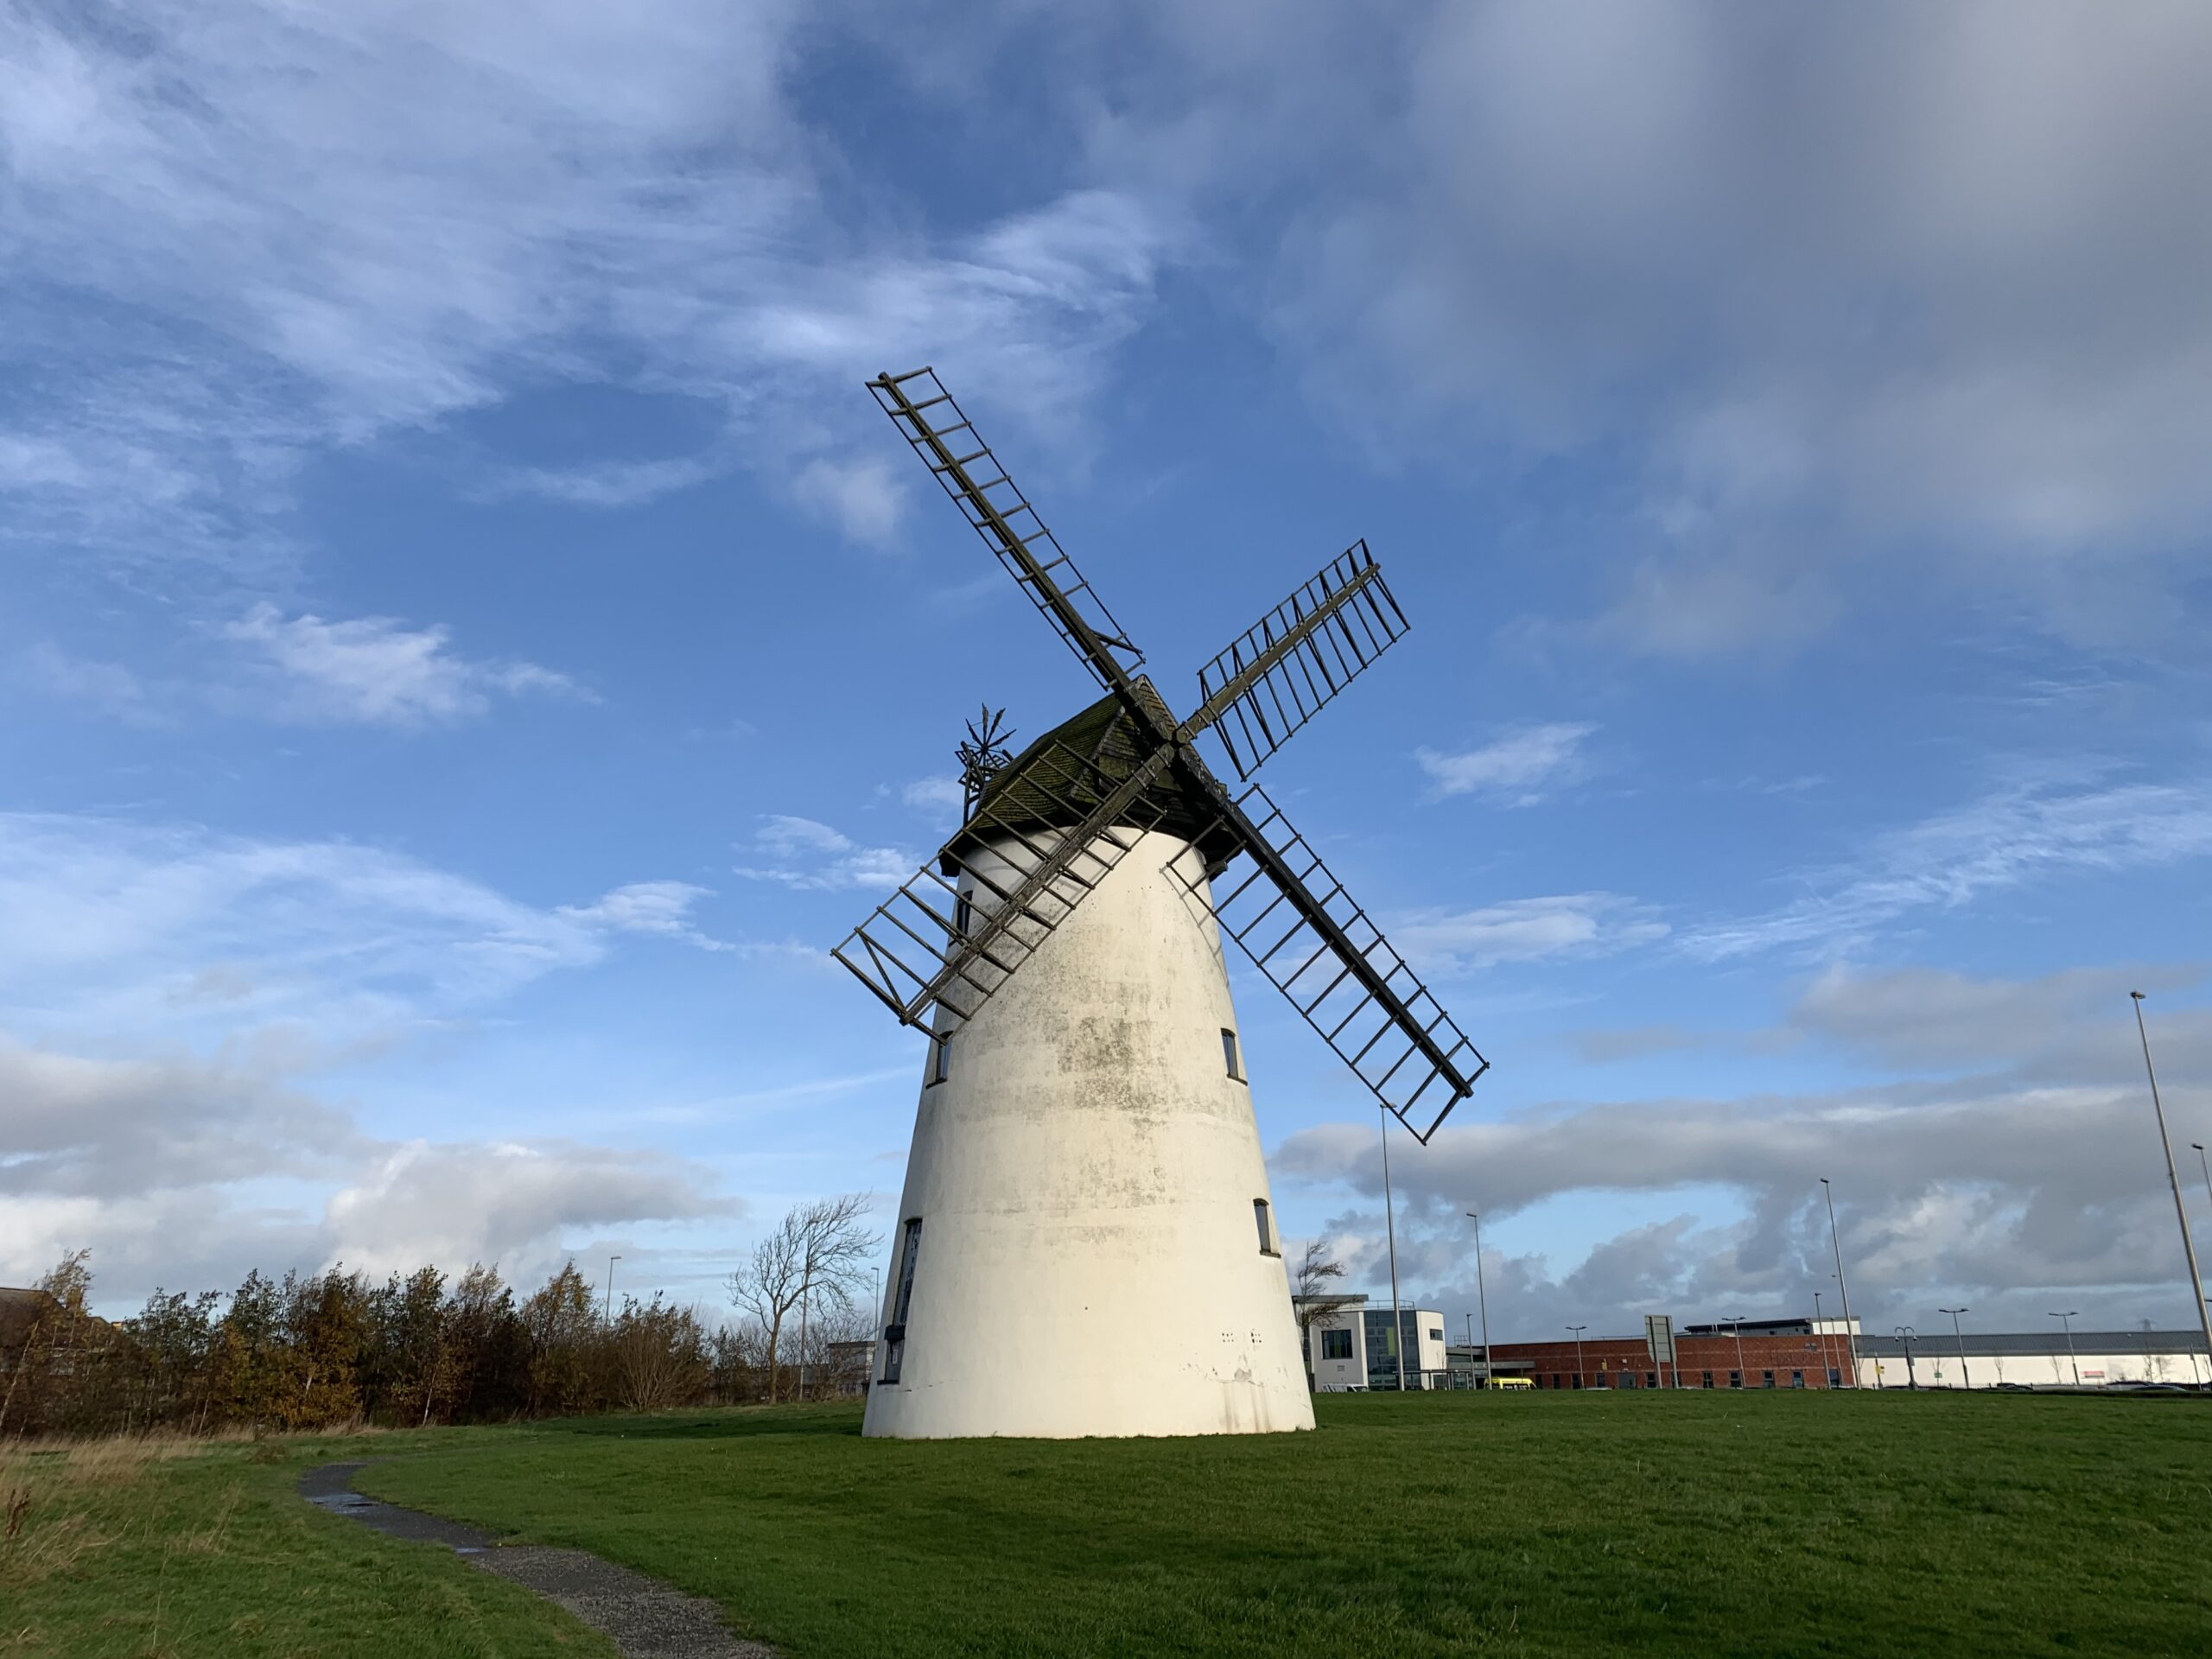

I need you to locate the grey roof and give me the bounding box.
[1856,1331,2209,1358]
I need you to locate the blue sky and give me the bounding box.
[5,1,2211,1343]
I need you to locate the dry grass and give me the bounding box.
[0,1426,607,1657]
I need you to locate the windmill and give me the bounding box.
[836,367,1489,1438]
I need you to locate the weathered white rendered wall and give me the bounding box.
[863,830,1314,1439]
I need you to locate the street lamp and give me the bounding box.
[1821,1179,1862,1387]
[2049,1311,2082,1387]
[1465,1210,1491,1390]
[1378,1105,1407,1393]
[1725,1316,1746,1387]
[2194,1142,2212,1221]
[1939,1306,1971,1389]
[1566,1324,1587,1391]
[603,1254,621,1324]
[2133,995,2212,1382]
[1894,1325,1918,1390]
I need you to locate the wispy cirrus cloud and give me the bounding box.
[220,604,589,728]
[1395,893,1667,976]
[734,815,915,893]
[0,810,728,1044]
[0,2,1178,596]
[1415,722,1597,804]
[1686,771,2212,960]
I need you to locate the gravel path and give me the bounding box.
[301,1462,774,1659]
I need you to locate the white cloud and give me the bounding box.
[1276,1058,2212,1335]
[1688,771,2212,960]
[1394,893,1667,975]
[1415,721,1597,803]
[0,810,728,1046]
[0,1037,731,1299]
[734,814,915,891]
[554,881,732,952]
[0,3,1173,595]
[792,456,903,547]
[20,643,162,724]
[324,1138,731,1284]
[486,455,723,510]
[221,603,588,728]
[900,775,966,818]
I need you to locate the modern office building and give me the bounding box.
[1300,1295,1451,1390]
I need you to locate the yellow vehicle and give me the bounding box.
[1484,1375,1534,1389]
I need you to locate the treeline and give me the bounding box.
[1,1247,873,1440]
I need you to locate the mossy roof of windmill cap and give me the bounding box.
[938,679,1242,871]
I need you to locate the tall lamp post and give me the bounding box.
[1726,1316,1746,1387]
[1465,1209,1491,1390]
[1378,1105,1407,1393]
[1821,1179,1862,1387]
[2049,1311,2082,1387]
[1894,1325,1918,1390]
[1939,1306,1971,1390]
[603,1254,621,1324]
[1567,1324,1587,1390]
[2132,994,2212,1382]
[2194,1143,2212,1217]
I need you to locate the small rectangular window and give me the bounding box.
[1762,1370,1776,1389]
[1791,1370,1805,1389]
[1700,1370,1713,1389]
[1428,1328,1444,1343]
[880,1218,923,1384]
[1571,1373,1582,1389]
[1222,1028,1243,1081]
[1729,1370,1742,1389]
[1322,1327,1353,1360]
[927,1032,951,1086]
[1828,1368,1842,1388]
[1646,1372,1657,1389]
[1252,1198,1277,1255]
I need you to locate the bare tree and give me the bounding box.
[1291,1240,1357,1392]
[726,1195,878,1404]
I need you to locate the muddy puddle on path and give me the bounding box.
[302,1462,773,1659]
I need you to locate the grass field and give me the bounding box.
[8,1392,2209,1657]
[0,1431,613,1658]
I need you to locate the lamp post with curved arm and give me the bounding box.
[1894,1325,1918,1390]
[1567,1324,1586,1390]
[2050,1311,2082,1387]
[1939,1306,1971,1390]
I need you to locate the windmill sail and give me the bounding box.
[870,367,1146,695]
[1189,543,1409,779]
[1182,785,1487,1142]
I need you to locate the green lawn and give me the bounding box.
[0,1432,613,1658]
[345,1390,2212,1658]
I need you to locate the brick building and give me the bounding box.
[1487,1319,1860,1390]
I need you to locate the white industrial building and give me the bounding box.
[1855,1329,2210,1389]
[1300,1295,1451,1390]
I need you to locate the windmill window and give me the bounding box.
[1222,1028,1243,1081]
[927,1033,952,1086]
[880,1217,923,1385]
[953,893,974,938]
[1252,1198,1278,1256]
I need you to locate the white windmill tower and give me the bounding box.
[834,369,1490,1439]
